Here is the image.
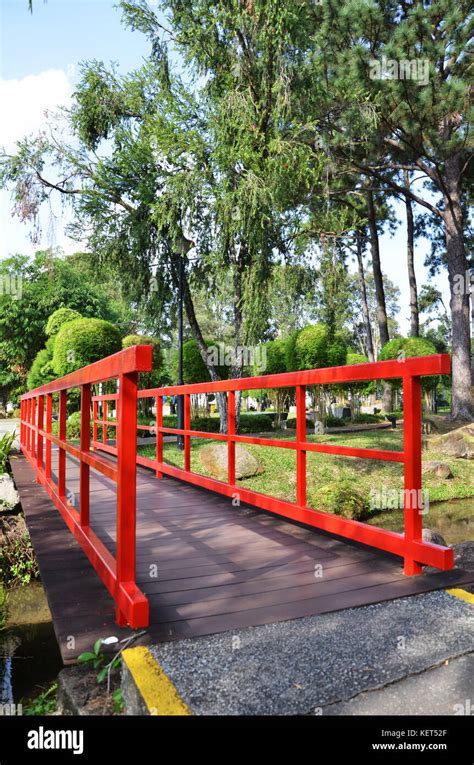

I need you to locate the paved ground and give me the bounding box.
[0,419,20,450]
[147,590,474,715]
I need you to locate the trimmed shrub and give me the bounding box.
[325,415,345,427]
[27,346,56,390]
[123,334,163,388]
[159,413,274,434]
[53,318,122,376]
[379,336,438,391]
[46,308,82,337]
[285,417,314,429]
[318,481,369,521]
[286,324,347,372]
[348,413,384,424]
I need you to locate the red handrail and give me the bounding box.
[20,345,153,629]
[128,353,452,576]
[21,349,454,630]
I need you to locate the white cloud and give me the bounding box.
[0,69,72,152]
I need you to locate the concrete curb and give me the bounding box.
[121,646,192,716]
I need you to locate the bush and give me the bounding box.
[325,415,345,427]
[27,345,56,390]
[123,334,163,388]
[239,414,274,433]
[348,413,384,424]
[159,413,274,434]
[318,481,369,521]
[53,318,122,376]
[287,324,347,372]
[285,417,314,429]
[45,307,82,337]
[379,336,438,391]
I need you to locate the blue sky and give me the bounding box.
[0,0,449,334]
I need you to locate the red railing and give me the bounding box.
[21,349,453,629]
[20,345,153,628]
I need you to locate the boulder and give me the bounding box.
[0,473,20,513]
[430,425,474,459]
[453,541,474,572]
[199,443,264,481]
[422,461,453,479]
[422,528,448,547]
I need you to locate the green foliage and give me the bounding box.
[348,413,384,424]
[285,417,313,429]
[0,583,7,631]
[53,318,122,376]
[27,346,55,390]
[45,307,83,337]
[325,415,345,428]
[24,683,58,716]
[287,324,347,372]
[78,638,122,684]
[0,529,39,585]
[0,430,16,473]
[379,336,439,391]
[123,334,163,388]
[163,413,274,434]
[175,339,228,385]
[319,481,369,521]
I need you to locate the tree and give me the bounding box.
[379,336,439,411]
[307,0,472,419]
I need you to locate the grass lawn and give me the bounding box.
[138,427,474,542]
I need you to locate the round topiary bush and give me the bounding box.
[123,334,163,388]
[379,336,438,391]
[287,324,348,371]
[45,307,83,337]
[53,318,122,376]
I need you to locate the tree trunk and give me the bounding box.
[443,156,473,421]
[356,233,375,362]
[404,170,419,337]
[366,189,392,411]
[170,248,228,432]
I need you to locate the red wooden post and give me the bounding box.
[58,390,67,499]
[80,384,91,526]
[102,400,107,444]
[184,393,191,472]
[37,394,44,474]
[92,399,98,447]
[296,385,307,507]
[45,393,52,481]
[26,399,31,453]
[228,390,236,485]
[31,397,37,459]
[116,372,138,626]
[403,374,423,575]
[156,395,163,479]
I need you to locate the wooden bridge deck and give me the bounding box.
[10,451,474,664]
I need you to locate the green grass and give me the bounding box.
[138,429,474,531]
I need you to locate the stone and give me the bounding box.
[422,528,448,547]
[453,541,474,572]
[430,425,474,459]
[199,443,264,481]
[0,473,21,512]
[422,461,453,479]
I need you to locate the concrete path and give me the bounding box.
[123,589,474,715]
[0,419,20,450]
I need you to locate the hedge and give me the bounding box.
[53,318,122,376]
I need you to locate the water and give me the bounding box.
[0,582,63,706]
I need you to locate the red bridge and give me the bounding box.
[13,346,473,661]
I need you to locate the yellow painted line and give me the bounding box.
[446,588,474,604]
[122,646,192,716]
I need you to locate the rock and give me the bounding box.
[453,541,474,571]
[0,473,20,513]
[199,443,264,481]
[430,425,474,459]
[422,528,448,547]
[422,461,453,479]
